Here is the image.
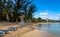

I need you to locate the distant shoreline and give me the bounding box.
[32,22,60,26]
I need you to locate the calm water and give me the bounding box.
[39,23,60,37]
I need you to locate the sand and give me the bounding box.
[0,22,59,37]
[21,29,59,37]
[3,26,35,37]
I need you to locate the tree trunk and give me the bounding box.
[16,18,18,22]
[6,13,9,22]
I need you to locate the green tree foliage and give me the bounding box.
[2,0,13,21]
[37,17,42,22]
[0,0,3,21]
[12,0,36,22]
[0,0,36,22]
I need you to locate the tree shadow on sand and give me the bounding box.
[0,35,4,37]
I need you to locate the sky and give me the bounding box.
[33,0,60,20]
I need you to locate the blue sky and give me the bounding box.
[33,0,60,20]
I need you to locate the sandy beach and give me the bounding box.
[21,29,59,37]
[0,24,35,37]
[0,22,59,37]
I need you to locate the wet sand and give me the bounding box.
[21,29,58,37]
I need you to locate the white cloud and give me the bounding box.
[54,17,59,20]
[49,17,60,20]
[40,12,48,15]
[49,17,54,19]
[40,10,48,15]
[33,10,60,20]
[56,14,60,16]
[39,11,48,19]
[40,15,48,19]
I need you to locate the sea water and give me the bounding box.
[39,23,60,37]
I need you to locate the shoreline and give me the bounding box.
[0,22,60,37]
[20,24,59,37]
[21,29,59,37]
